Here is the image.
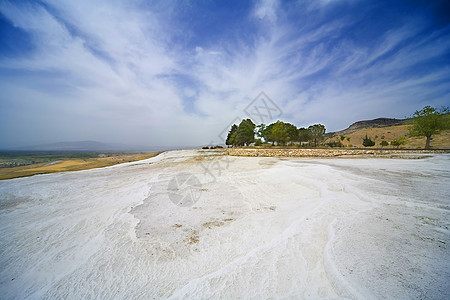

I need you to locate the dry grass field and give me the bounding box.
[0,152,161,180]
[326,124,450,149]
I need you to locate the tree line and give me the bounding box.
[225,119,326,147]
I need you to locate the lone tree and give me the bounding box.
[409,106,449,149]
[308,124,326,147]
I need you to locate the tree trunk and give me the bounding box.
[425,135,431,149]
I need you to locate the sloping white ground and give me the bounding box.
[0,150,448,299]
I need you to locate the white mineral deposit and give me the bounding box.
[1,150,449,299]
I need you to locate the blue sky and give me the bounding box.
[1,0,449,148]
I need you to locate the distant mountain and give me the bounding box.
[5,141,196,152]
[10,141,144,152]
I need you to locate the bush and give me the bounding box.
[326,141,343,147]
[362,135,375,147]
[254,139,262,146]
[391,137,407,148]
[380,140,389,147]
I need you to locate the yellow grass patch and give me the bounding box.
[0,152,161,180]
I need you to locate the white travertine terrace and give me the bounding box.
[0,150,449,299]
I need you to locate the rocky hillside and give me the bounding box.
[330,118,406,136]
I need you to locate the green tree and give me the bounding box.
[362,134,375,147]
[285,123,300,145]
[340,135,345,141]
[380,140,389,148]
[298,128,312,144]
[226,124,238,146]
[271,121,289,145]
[235,119,256,146]
[409,106,450,149]
[263,123,275,145]
[308,124,326,147]
[391,137,407,149]
[256,124,266,139]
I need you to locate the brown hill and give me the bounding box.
[331,118,406,136]
[326,117,450,149]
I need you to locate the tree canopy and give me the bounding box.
[308,124,326,147]
[271,121,289,145]
[260,123,275,145]
[225,119,326,147]
[225,124,238,146]
[298,128,312,143]
[409,106,449,148]
[226,119,255,146]
[285,123,300,144]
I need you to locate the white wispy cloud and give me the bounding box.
[0,0,449,148]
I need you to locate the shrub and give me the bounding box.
[391,137,407,148]
[362,135,375,147]
[326,141,343,147]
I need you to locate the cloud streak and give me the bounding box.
[0,0,449,148]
